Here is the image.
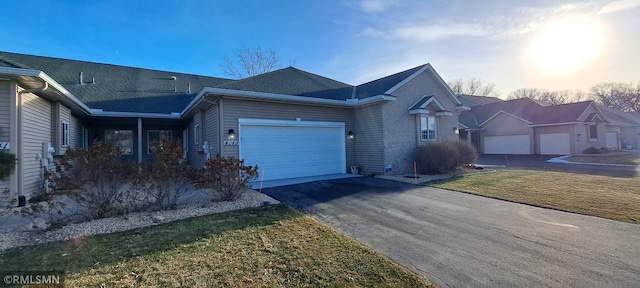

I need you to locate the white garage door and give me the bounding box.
[484,135,531,154]
[239,119,346,181]
[539,133,571,155]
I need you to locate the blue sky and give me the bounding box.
[1,0,639,97]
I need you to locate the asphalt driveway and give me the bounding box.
[262,177,640,287]
[477,154,640,177]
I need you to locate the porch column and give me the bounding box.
[9,80,19,205]
[137,118,142,163]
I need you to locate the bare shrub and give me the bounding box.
[52,142,135,219]
[415,140,478,174]
[195,154,259,201]
[132,139,190,210]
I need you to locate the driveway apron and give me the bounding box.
[263,177,640,287]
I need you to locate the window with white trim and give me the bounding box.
[194,123,200,145]
[148,130,172,154]
[420,115,437,141]
[105,130,133,155]
[588,124,598,141]
[61,121,70,147]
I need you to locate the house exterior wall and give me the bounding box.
[204,104,219,156]
[0,81,11,206]
[220,98,355,169]
[620,126,640,149]
[354,103,384,175]
[381,70,460,174]
[481,113,533,154]
[52,102,72,155]
[20,88,52,199]
[533,124,577,154]
[575,123,607,152]
[188,110,206,168]
[70,114,80,148]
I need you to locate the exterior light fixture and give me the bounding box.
[348,131,354,139]
[453,127,459,135]
[228,129,236,139]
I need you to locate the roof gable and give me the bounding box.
[354,64,426,99]
[215,67,353,100]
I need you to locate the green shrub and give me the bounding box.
[583,146,602,154]
[195,154,259,201]
[414,140,478,174]
[0,151,17,181]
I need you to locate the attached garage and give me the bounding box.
[239,119,346,181]
[483,135,531,154]
[606,132,618,150]
[539,133,571,155]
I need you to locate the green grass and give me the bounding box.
[431,169,640,223]
[565,153,640,165]
[0,205,432,287]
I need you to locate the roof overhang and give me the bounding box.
[0,67,93,115]
[480,110,533,126]
[528,122,580,127]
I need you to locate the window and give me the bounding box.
[420,115,437,141]
[61,121,70,147]
[105,130,133,155]
[148,130,172,154]
[588,124,598,140]
[194,123,200,145]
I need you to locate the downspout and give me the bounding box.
[17,81,49,204]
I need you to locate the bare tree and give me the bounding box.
[447,78,500,97]
[590,82,640,112]
[507,88,587,105]
[221,47,281,79]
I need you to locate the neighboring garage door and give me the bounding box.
[539,133,571,155]
[606,132,618,149]
[484,135,531,154]
[239,119,346,181]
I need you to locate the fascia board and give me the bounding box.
[480,110,533,126]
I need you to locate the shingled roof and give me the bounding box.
[0,51,233,114]
[354,64,427,99]
[0,51,441,114]
[216,67,354,100]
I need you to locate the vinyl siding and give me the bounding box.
[21,91,52,197]
[204,104,219,156]
[70,115,80,148]
[0,81,10,205]
[221,99,355,168]
[187,110,206,168]
[53,103,72,155]
[354,104,384,175]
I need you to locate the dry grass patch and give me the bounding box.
[0,205,431,287]
[566,153,640,166]
[431,169,640,223]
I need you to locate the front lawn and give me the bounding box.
[431,169,640,223]
[0,205,431,287]
[565,152,640,166]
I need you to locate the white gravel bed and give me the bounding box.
[0,189,279,252]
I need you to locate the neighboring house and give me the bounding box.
[0,51,467,207]
[458,96,640,155]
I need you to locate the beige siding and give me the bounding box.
[204,104,219,156]
[0,81,9,143]
[70,115,80,148]
[481,113,533,154]
[0,81,10,205]
[354,104,384,175]
[187,111,206,168]
[381,68,460,174]
[221,99,355,168]
[53,103,72,155]
[21,91,52,197]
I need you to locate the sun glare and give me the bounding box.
[528,17,605,74]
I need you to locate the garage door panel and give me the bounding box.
[484,135,531,154]
[539,133,571,155]
[240,121,345,181]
